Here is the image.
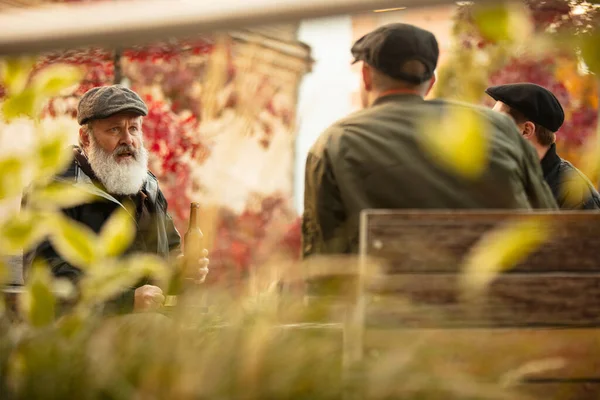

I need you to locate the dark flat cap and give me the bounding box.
[77,84,148,125]
[351,23,439,84]
[485,83,564,132]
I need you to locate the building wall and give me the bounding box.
[294,16,356,213]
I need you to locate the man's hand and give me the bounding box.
[178,249,210,284]
[134,285,165,312]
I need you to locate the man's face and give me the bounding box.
[80,111,149,195]
[85,111,143,163]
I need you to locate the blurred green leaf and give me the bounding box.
[1,88,40,122]
[80,254,167,305]
[79,261,138,305]
[52,278,76,300]
[460,218,550,298]
[30,64,84,97]
[23,262,56,327]
[0,210,49,254]
[580,31,600,75]
[27,181,96,211]
[48,214,98,268]
[124,253,169,285]
[99,206,136,258]
[57,309,88,339]
[419,107,489,180]
[0,156,27,200]
[472,4,511,43]
[0,57,36,95]
[35,134,74,183]
[471,2,531,45]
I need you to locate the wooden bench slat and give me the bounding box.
[364,328,600,380]
[364,273,600,328]
[516,382,600,400]
[363,211,600,274]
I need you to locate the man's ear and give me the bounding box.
[361,63,373,92]
[522,121,536,139]
[79,126,90,149]
[425,73,436,96]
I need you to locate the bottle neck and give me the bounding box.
[189,207,200,230]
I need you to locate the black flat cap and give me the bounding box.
[485,83,564,132]
[77,85,148,125]
[351,23,439,84]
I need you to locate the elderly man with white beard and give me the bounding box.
[25,85,209,314]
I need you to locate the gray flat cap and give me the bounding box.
[77,84,148,125]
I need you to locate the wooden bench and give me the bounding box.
[306,211,600,400]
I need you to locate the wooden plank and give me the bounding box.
[361,211,600,274]
[0,0,493,56]
[516,382,600,400]
[364,274,600,328]
[364,329,600,380]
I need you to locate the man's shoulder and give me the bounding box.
[557,159,600,208]
[309,105,400,154]
[429,98,515,125]
[330,98,516,134]
[347,97,515,129]
[308,97,520,161]
[307,117,349,159]
[559,159,596,186]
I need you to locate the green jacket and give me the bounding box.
[302,94,558,258]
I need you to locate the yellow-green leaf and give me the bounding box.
[52,278,76,300]
[57,309,88,339]
[1,88,40,122]
[419,107,489,180]
[459,218,551,298]
[562,127,600,207]
[80,255,166,305]
[124,253,169,286]
[0,156,26,200]
[48,214,98,268]
[0,57,36,95]
[23,262,56,327]
[27,181,96,211]
[472,4,511,43]
[580,31,600,75]
[471,3,531,45]
[99,206,136,258]
[30,64,84,97]
[35,134,74,183]
[0,211,49,254]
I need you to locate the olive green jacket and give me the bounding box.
[302,94,558,258]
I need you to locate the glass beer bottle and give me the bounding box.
[184,202,204,275]
[165,202,203,305]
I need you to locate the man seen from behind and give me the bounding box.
[302,23,558,258]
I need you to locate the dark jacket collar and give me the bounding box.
[540,143,561,178]
[73,146,99,183]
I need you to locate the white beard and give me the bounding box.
[86,137,149,196]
